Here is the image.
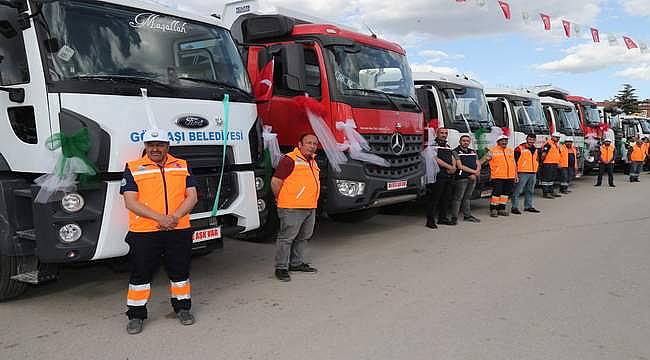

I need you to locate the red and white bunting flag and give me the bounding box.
[591,28,600,43]
[623,36,638,49]
[254,59,274,101]
[562,20,571,37]
[540,13,551,31]
[498,1,511,20]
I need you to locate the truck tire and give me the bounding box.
[329,209,378,223]
[0,256,29,301]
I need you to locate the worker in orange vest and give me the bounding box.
[486,135,518,217]
[540,132,562,199]
[511,133,540,214]
[271,133,320,282]
[595,138,617,187]
[558,137,579,194]
[628,137,648,182]
[120,128,198,334]
[643,137,650,172]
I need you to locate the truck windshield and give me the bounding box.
[0,4,30,85]
[513,99,548,130]
[34,0,251,100]
[329,44,415,99]
[639,119,650,134]
[584,106,601,126]
[558,108,581,131]
[441,87,494,130]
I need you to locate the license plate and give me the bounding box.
[480,189,493,198]
[387,180,408,191]
[192,227,221,243]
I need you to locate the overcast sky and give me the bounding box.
[155,0,649,101]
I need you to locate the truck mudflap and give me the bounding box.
[324,159,425,215]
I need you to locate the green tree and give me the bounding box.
[615,84,640,114]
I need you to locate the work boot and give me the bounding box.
[463,215,481,223]
[594,183,602,187]
[449,217,458,226]
[425,220,438,229]
[490,209,498,218]
[511,208,522,215]
[498,210,509,217]
[289,263,318,273]
[438,218,454,226]
[524,208,541,213]
[275,269,291,282]
[176,309,195,326]
[126,319,144,335]
[552,193,562,198]
[609,184,616,188]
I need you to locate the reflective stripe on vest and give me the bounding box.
[600,144,615,163]
[126,154,191,232]
[559,144,578,169]
[516,144,539,173]
[630,144,648,162]
[276,148,321,209]
[543,140,561,164]
[489,146,516,179]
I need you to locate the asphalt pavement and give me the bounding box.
[1,173,649,360]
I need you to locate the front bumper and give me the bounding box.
[325,159,425,215]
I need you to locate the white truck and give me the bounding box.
[413,72,494,198]
[538,95,586,175]
[486,88,550,148]
[0,0,260,299]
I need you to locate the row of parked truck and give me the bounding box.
[0,0,645,300]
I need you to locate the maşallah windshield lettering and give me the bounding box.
[129,13,188,33]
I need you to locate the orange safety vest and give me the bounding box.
[276,148,321,209]
[630,143,648,162]
[515,144,539,173]
[489,145,517,179]
[126,154,191,233]
[543,140,561,164]
[599,144,615,163]
[559,144,578,169]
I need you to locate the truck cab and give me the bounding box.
[567,96,607,172]
[0,0,260,299]
[413,72,494,198]
[486,88,550,149]
[224,2,425,232]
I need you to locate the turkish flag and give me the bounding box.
[591,28,600,43]
[498,1,511,20]
[623,36,639,49]
[562,20,571,38]
[540,13,551,31]
[254,59,274,101]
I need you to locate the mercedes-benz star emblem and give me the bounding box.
[390,133,406,155]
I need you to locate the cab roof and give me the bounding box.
[566,95,596,105]
[486,88,540,101]
[413,72,483,90]
[540,96,575,109]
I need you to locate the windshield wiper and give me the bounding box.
[67,75,175,90]
[177,77,251,98]
[388,93,424,112]
[344,88,400,111]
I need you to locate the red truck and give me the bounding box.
[224,4,425,238]
[566,95,609,173]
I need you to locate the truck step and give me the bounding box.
[13,188,33,198]
[11,270,58,284]
[15,229,36,241]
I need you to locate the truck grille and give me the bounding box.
[192,172,238,213]
[169,145,234,169]
[363,134,424,179]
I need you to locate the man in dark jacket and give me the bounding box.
[425,128,457,229]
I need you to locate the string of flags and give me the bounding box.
[454,0,647,53]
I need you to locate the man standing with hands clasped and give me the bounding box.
[486,135,518,218]
[595,138,616,187]
[272,133,320,282]
[120,128,198,335]
[451,134,483,224]
[511,133,540,215]
[426,128,457,229]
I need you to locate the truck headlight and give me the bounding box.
[336,180,365,197]
[257,199,266,212]
[61,193,85,213]
[255,177,265,191]
[59,223,83,243]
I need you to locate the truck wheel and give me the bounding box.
[0,256,29,301]
[329,209,378,223]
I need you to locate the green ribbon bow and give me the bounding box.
[473,127,489,158]
[46,128,98,184]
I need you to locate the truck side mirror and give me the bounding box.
[489,101,507,127]
[277,44,306,93]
